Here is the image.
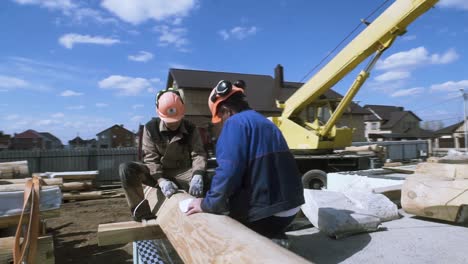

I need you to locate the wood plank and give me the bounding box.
[0,161,29,179]
[0,178,63,186]
[415,162,468,179]
[97,221,166,246]
[155,193,310,264]
[382,165,417,174]
[0,209,60,228]
[62,190,124,201]
[45,171,98,181]
[0,236,54,264]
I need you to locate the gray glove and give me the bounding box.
[159,179,178,198]
[189,174,203,197]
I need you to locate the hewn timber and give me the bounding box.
[0,178,62,186]
[97,220,166,246]
[61,181,94,191]
[0,209,60,229]
[155,193,310,264]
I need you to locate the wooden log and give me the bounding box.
[0,209,60,229]
[155,193,310,264]
[0,178,63,186]
[402,163,468,223]
[0,235,54,264]
[45,170,98,181]
[61,181,93,192]
[0,184,57,192]
[97,220,166,246]
[0,160,29,179]
[415,162,468,179]
[382,164,417,174]
[62,190,124,201]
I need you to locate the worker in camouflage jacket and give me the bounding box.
[119,88,207,222]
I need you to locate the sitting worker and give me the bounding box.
[120,88,207,222]
[186,80,304,239]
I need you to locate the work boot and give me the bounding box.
[132,199,156,222]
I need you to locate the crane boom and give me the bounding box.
[272,0,438,152]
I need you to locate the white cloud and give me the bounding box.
[13,0,75,10]
[439,0,468,10]
[430,80,468,92]
[154,25,189,50]
[0,75,29,88]
[131,115,144,122]
[60,89,83,96]
[96,103,109,108]
[150,78,161,83]
[5,114,20,121]
[390,87,424,97]
[132,104,144,109]
[128,51,154,62]
[376,47,459,71]
[36,119,60,126]
[99,75,153,96]
[51,112,65,118]
[374,71,411,82]
[67,105,85,110]
[219,26,258,40]
[101,0,196,25]
[59,33,120,49]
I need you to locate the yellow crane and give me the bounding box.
[270,0,439,153]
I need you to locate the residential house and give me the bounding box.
[68,136,97,149]
[10,129,62,150]
[364,105,433,141]
[433,121,466,149]
[165,65,370,142]
[0,131,11,151]
[39,132,63,149]
[96,125,135,148]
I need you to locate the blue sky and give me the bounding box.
[1,0,467,144]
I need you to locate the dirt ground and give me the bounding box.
[46,197,134,264]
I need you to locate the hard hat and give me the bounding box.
[208,80,245,124]
[157,90,185,123]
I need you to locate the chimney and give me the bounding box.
[274,64,284,102]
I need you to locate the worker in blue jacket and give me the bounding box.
[187,80,304,239]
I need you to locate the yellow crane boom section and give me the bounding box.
[282,0,438,120]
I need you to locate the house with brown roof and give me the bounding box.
[68,136,97,149]
[364,105,433,141]
[166,65,370,142]
[433,121,466,149]
[10,129,62,150]
[96,125,135,149]
[0,131,11,151]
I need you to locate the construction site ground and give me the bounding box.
[46,197,133,264]
[41,196,468,264]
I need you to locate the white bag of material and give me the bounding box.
[301,189,399,239]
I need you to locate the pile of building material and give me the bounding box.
[37,171,124,201]
[0,160,29,179]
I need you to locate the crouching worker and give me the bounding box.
[120,88,207,222]
[186,80,304,239]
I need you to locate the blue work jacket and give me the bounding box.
[201,110,304,222]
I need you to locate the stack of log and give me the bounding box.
[36,171,125,202]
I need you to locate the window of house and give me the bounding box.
[371,122,379,130]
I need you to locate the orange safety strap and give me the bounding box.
[13,176,42,264]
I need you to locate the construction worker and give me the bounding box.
[186,80,304,239]
[120,88,207,222]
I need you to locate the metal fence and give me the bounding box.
[0,148,138,183]
[352,140,429,162]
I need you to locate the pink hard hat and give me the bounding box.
[157,91,185,123]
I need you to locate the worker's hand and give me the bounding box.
[158,179,178,198]
[186,198,203,216]
[189,174,203,197]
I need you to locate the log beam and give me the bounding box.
[97,220,166,246]
[0,236,54,264]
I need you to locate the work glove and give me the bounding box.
[189,174,203,197]
[159,179,178,198]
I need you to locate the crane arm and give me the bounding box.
[281,0,438,120]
